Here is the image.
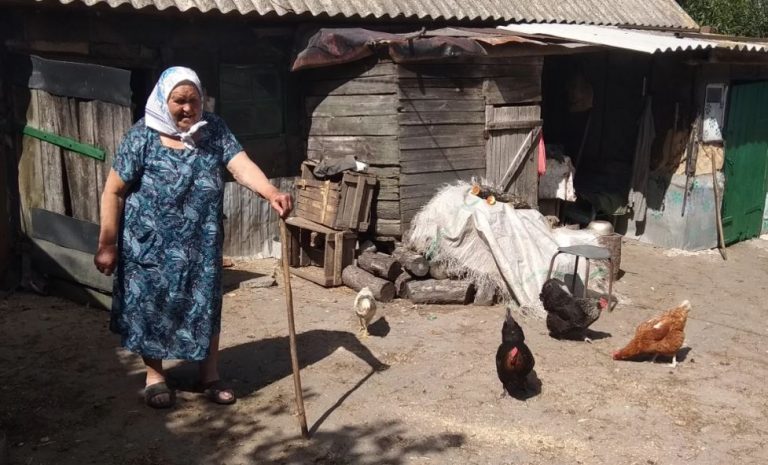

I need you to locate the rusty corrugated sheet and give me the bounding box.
[38,0,699,29]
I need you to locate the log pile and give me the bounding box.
[469,183,530,208]
[343,244,495,306]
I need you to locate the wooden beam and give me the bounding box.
[307,135,399,166]
[400,169,483,186]
[30,238,113,292]
[483,77,541,105]
[301,60,395,80]
[30,208,99,254]
[398,99,485,113]
[306,95,398,117]
[399,134,486,150]
[305,76,396,96]
[400,124,485,138]
[398,77,483,89]
[400,146,486,162]
[485,120,543,131]
[398,86,482,100]
[398,111,484,125]
[308,116,398,136]
[401,157,485,174]
[398,62,542,79]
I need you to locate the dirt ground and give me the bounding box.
[2,238,768,465]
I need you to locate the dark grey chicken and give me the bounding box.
[539,278,607,343]
[495,307,535,397]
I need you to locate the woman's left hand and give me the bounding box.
[269,191,293,218]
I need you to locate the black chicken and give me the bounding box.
[495,307,535,397]
[539,278,607,343]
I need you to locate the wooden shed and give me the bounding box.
[299,50,546,237]
[0,0,702,295]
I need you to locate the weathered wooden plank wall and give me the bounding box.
[301,57,401,238]
[222,177,295,258]
[0,47,12,285]
[396,57,543,234]
[16,89,131,232]
[8,10,301,259]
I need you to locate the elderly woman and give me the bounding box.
[94,67,292,408]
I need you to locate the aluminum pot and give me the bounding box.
[586,220,614,236]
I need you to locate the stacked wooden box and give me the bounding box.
[287,160,376,287]
[295,160,376,231]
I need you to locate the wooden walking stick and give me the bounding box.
[279,219,309,438]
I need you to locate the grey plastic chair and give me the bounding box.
[546,244,615,310]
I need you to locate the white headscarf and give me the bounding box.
[145,66,208,149]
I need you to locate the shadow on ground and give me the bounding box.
[0,294,464,465]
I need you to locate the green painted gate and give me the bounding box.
[721,81,768,244]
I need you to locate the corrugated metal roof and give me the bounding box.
[499,24,768,54]
[36,0,699,29]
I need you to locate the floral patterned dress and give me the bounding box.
[109,112,242,360]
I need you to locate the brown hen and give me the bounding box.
[613,300,691,368]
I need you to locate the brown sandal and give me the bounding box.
[202,380,236,405]
[145,382,175,409]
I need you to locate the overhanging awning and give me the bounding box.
[291,27,585,71]
[499,24,768,54]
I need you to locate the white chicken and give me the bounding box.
[354,287,377,337]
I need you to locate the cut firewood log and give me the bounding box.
[394,271,413,298]
[428,261,450,280]
[470,184,492,198]
[357,252,402,281]
[358,239,377,254]
[404,279,474,304]
[342,265,396,302]
[469,182,530,208]
[473,280,497,306]
[392,247,429,278]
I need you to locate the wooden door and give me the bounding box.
[721,81,768,244]
[18,89,132,228]
[15,57,132,297]
[485,104,541,209]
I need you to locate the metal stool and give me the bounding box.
[546,244,615,309]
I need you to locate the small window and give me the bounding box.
[219,64,284,138]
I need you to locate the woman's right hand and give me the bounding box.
[94,244,118,276]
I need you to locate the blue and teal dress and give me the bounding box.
[109,112,242,361]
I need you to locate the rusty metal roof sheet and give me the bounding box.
[37,0,699,29]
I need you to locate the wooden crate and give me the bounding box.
[295,160,376,232]
[285,216,357,287]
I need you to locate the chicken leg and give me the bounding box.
[358,316,370,338]
[651,353,678,368]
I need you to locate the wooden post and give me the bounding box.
[279,220,309,439]
[711,152,727,260]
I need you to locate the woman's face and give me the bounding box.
[167,83,202,132]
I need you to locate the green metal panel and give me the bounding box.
[721,82,768,245]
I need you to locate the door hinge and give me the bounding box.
[22,125,106,161]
